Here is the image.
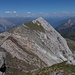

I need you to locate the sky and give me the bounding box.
[0,0,75,17]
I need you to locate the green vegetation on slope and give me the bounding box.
[32,62,75,75]
[66,38,75,52]
[0,35,5,39]
[24,21,45,32]
[58,31,75,41]
[7,26,17,33]
[10,61,75,75]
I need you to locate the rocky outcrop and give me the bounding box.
[0,52,6,75]
[0,17,75,73]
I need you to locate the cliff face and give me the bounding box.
[0,52,6,75]
[0,17,75,73]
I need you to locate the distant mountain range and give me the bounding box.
[0,17,72,33]
[4,17,35,26]
[56,19,75,41]
[0,17,35,33]
[0,18,15,33]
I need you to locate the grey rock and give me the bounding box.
[0,17,75,71]
[0,52,6,75]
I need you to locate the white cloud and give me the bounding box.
[5,11,12,13]
[27,12,31,14]
[15,14,18,16]
[62,11,69,14]
[5,11,17,14]
[13,11,17,13]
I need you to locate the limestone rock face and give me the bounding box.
[0,52,6,75]
[0,17,75,72]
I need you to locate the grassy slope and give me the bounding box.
[7,26,17,33]
[66,38,75,52]
[58,31,75,41]
[32,62,75,75]
[24,21,45,32]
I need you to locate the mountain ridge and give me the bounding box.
[0,18,15,33]
[0,17,75,75]
[56,19,75,41]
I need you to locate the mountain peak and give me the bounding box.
[32,17,53,31]
[33,17,46,23]
[36,17,44,20]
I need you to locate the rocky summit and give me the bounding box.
[0,17,75,74]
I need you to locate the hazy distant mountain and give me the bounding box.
[45,17,70,28]
[0,17,35,33]
[0,17,75,75]
[57,19,75,32]
[56,19,75,41]
[4,17,35,26]
[0,17,71,33]
[0,18,15,33]
[4,17,69,27]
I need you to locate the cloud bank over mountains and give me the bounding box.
[0,11,75,17]
[5,11,17,14]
